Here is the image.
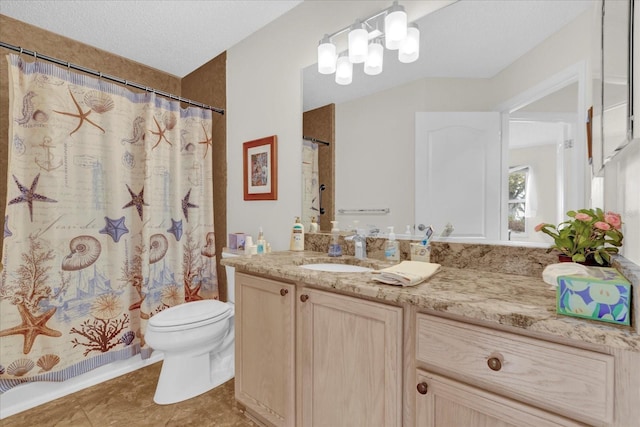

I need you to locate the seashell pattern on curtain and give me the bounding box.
[0,54,218,393]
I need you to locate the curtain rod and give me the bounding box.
[0,41,225,115]
[303,136,330,146]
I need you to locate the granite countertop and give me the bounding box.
[221,250,639,352]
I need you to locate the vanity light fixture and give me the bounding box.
[335,53,353,85]
[384,1,408,50]
[398,23,420,63]
[364,40,384,75]
[317,34,337,74]
[348,20,369,63]
[316,0,419,85]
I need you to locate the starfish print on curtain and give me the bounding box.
[53,88,112,135]
[8,173,57,222]
[198,123,212,158]
[99,216,129,242]
[167,218,183,241]
[0,304,62,354]
[122,184,148,220]
[182,189,198,222]
[150,116,172,149]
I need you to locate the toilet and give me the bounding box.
[145,251,238,405]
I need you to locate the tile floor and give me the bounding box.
[1,362,255,427]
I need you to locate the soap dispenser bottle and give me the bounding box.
[309,216,319,233]
[290,217,305,251]
[257,226,265,255]
[354,228,367,259]
[385,226,400,262]
[328,220,342,257]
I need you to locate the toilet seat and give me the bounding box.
[149,300,232,331]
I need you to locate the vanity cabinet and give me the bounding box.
[235,272,402,427]
[235,273,296,427]
[297,288,403,427]
[414,314,614,427]
[415,370,585,427]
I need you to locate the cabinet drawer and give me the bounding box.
[416,314,614,425]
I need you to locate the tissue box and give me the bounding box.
[228,233,246,250]
[557,267,631,326]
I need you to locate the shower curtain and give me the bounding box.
[0,54,218,392]
[301,139,319,231]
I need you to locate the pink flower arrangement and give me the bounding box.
[535,208,624,266]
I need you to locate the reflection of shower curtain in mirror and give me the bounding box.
[302,140,319,231]
[0,55,218,392]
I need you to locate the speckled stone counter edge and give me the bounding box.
[223,239,639,352]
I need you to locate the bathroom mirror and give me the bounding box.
[592,0,634,175]
[301,0,630,242]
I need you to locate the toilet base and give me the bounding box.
[153,351,235,405]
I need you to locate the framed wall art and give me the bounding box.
[243,135,278,200]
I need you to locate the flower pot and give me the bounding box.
[558,254,610,267]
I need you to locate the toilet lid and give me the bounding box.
[149,299,232,328]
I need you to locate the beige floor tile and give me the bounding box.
[1,362,252,427]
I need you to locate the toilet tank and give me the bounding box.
[221,251,238,303]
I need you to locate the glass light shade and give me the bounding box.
[348,21,368,63]
[317,36,337,74]
[335,54,353,85]
[384,2,407,50]
[364,41,384,75]
[398,24,419,63]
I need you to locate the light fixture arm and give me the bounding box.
[322,7,391,41]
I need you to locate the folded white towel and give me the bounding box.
[372,261,441,286]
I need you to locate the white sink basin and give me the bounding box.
[299,263,373,273]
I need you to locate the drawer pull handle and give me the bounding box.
[300,294,309,302]
[487,357,502,371]
[416,382,428,395]
[280,288,288,296]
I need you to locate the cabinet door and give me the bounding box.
[235,273,296,427]
[297,288,402,427]
[415,371,585,427]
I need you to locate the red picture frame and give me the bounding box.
[243,135,278,201]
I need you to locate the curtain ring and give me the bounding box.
[33,51,37,60]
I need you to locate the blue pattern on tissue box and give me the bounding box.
[557,267,631,326]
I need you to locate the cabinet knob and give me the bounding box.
[487,356,502,371]
[416,382,428,395]
[280,288,288,296]
[300,294,309,302]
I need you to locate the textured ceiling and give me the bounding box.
[1,0,593,109]
[0,0,303,77]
